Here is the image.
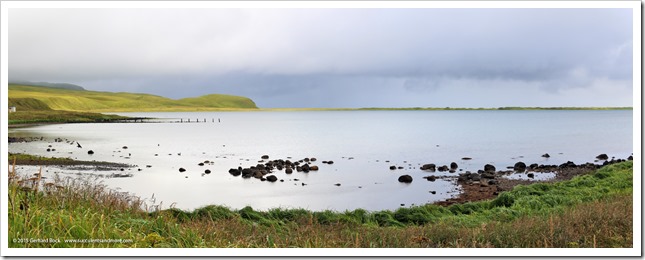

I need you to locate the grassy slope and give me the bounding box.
[8,161,633,248]
[8,84,258,112]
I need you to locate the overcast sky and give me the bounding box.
[8,7,633,108]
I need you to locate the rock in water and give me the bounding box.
[596,154,609,160]
[484,164,496,173]
[513,162,527,171]
[266,175,278,182]
[398,175,413,183]
[179,168,186,173]
[450,162,458,170]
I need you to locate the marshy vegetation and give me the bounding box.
[8,156,633,248]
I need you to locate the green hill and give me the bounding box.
[8,84,258,112]
[9,81,86,91]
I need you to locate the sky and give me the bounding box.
[8,7,634,108]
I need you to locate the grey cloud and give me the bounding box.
[8,7,633,108]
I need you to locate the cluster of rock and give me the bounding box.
[396,152,633,185]
[418,162,459,173]
[227,155,326,183]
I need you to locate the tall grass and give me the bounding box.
[8,160,633,248]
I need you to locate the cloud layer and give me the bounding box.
[9,8,633,108]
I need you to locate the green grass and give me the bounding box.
[8,160,633,248]
[8,84,258,112]
[8,110,130,125]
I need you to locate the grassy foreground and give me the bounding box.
[8,161,633,248]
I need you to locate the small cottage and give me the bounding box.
[9,106,16,113]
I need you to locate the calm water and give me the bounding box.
[8,110,633,211]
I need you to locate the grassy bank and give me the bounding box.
[8,161,632,248]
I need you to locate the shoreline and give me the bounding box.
[7,149,632,211]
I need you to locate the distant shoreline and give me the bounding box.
[8,106,632,126]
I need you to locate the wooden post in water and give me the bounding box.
[188,119,190,123]
[181,118,183,123]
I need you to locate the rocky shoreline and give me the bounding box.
[8,134,633,207]
[220,153,633,206]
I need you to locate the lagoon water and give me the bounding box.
[8,110,633,211]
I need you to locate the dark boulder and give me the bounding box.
[334,183,341,186]
[628,155,633,160]
[513,162,527,171]
[204,169,211,174]
[461,157,472,160]
[450,162,458,170]
[425,176,436,182]
[310,158,317,162]
[596,154,609,160]
[484,164,496,173]
[529,163,539,169]
[527,173,535,178]
[266,175,278,182]
[88,150,94,155]
[261,155,270,159]
[542,153,550,158]
[437,165,449,172]
[179,168,186,173]
[420,164,436,171]
[398,175,413,183]
[327,161,334,164]
[285,168,293,174]
[122,146,128,149]
[310,165,319,171]
[389,165,397,170]
[198,163,204,166]
[229,168,241,176]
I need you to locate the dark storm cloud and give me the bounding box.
[8,7,633,108]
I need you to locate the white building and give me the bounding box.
[9,106,16,113]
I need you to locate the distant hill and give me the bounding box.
[9,81,86,91]
[8,84,258,112]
